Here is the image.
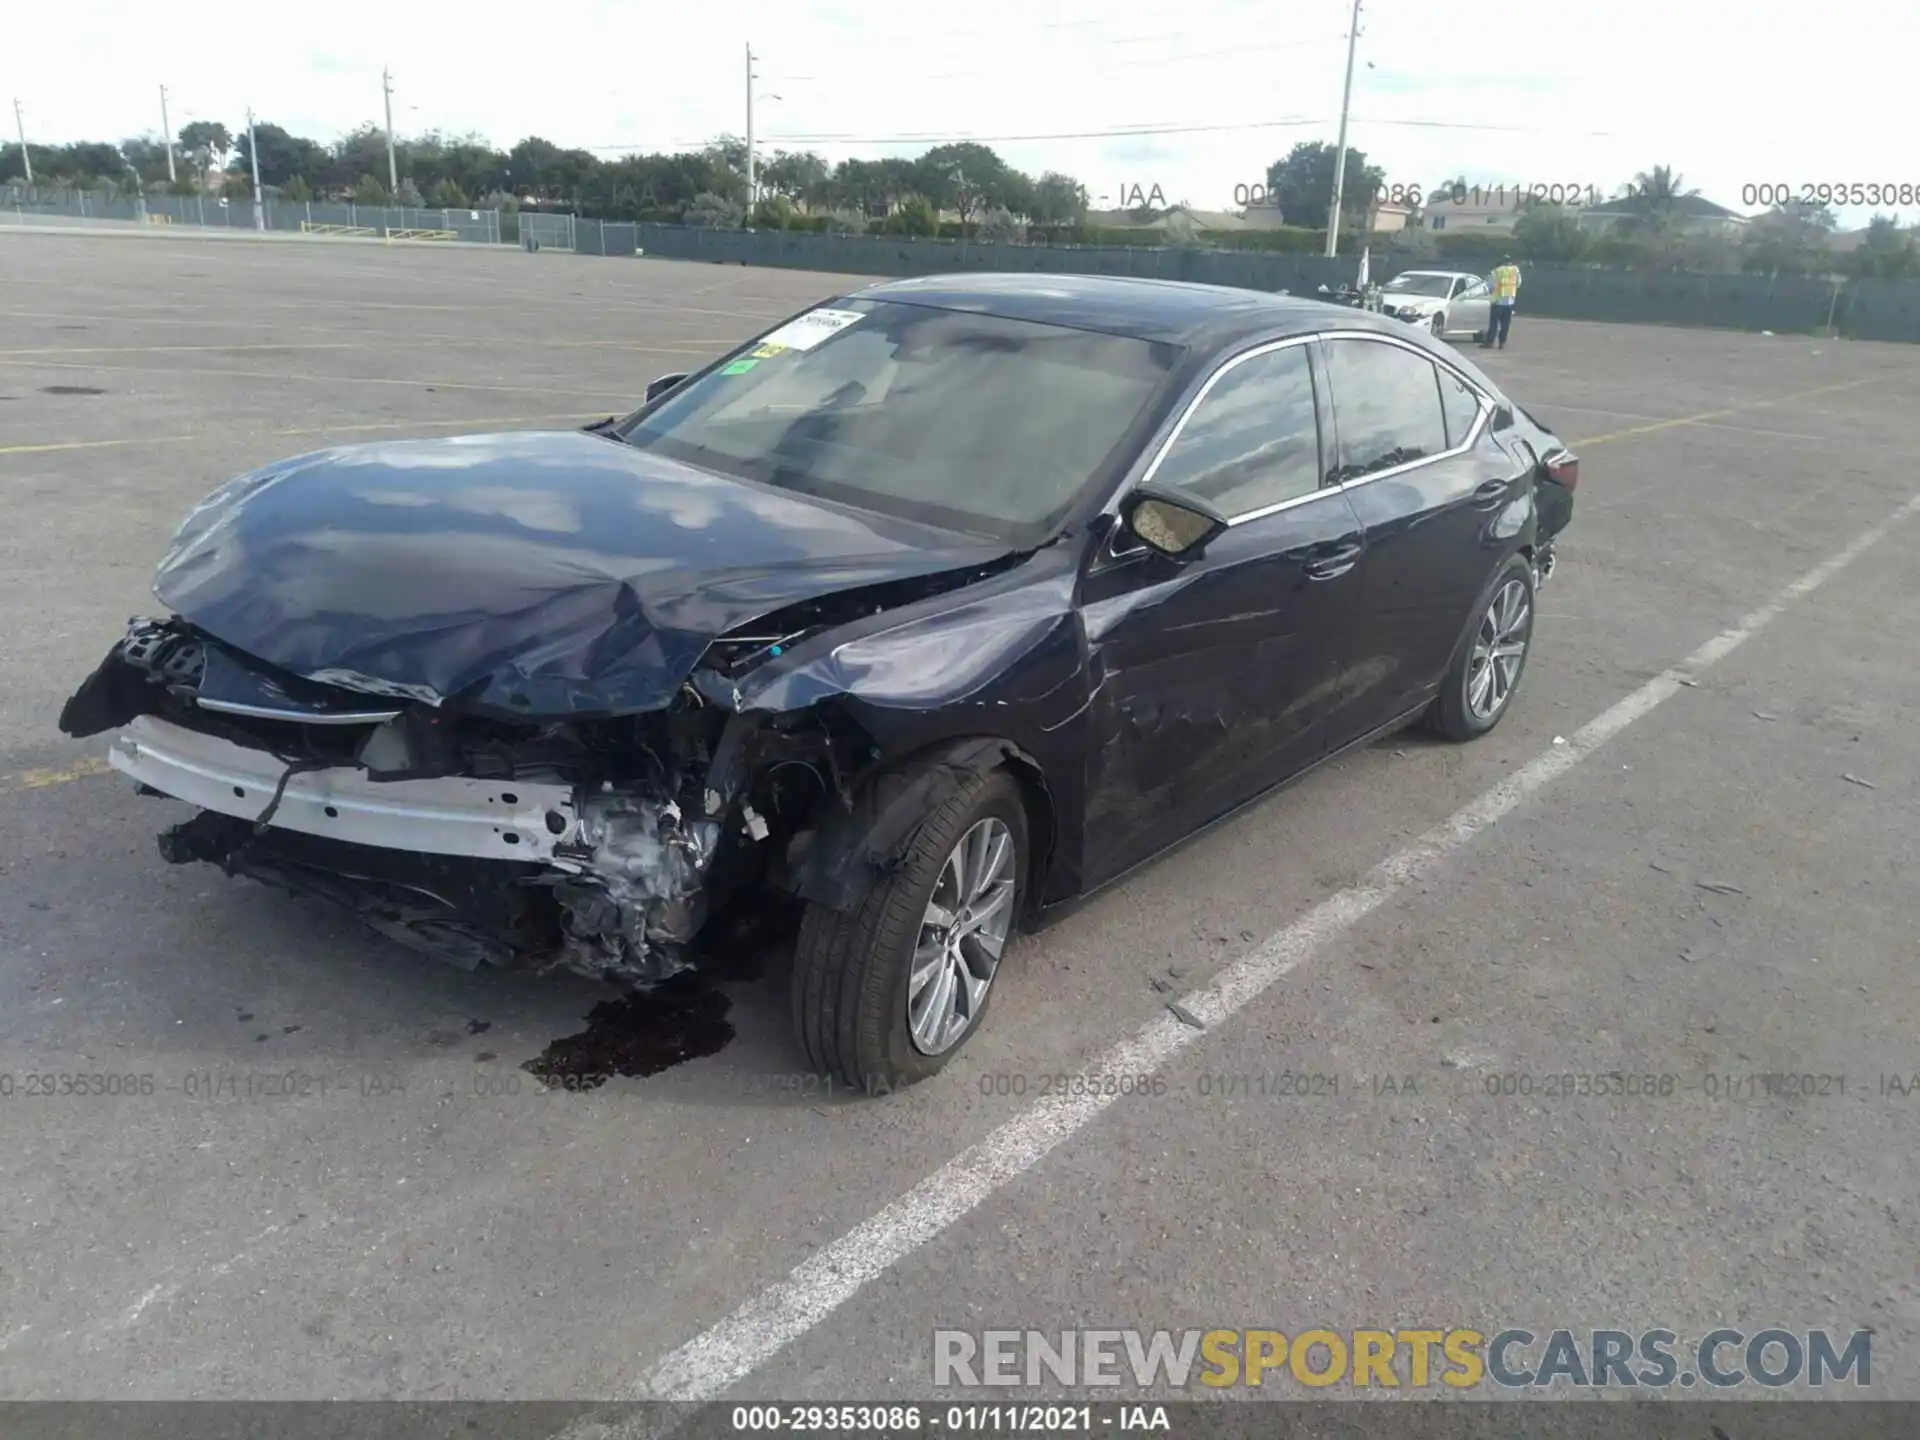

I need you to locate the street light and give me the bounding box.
[12,99,31,186]
[1325,0,1365,258]
[750,91,782,204]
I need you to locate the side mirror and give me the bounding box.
[1120,486,1229,561]
[644,372,689,403]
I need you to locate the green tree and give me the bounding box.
[1513,202,1589,262]
[761,149,829,208]
[120,136,174,186]
[352,173,389,206]
[1264,141,1384,227]
[1029,171,1088,225]
[1846,216,1920,279]
[748,193,795,229]
[913,142,1008,227]
[222,172,252,199]
[178,121,231,190]
[683,190,743,227]
[893,193,940,236]
[334,125,395,193]
[53,140,127,183]
[699,136,749,203]
[1614,164,1699,239]
[1742,201,1838,275]
[978,205,1025,242]
[430,177,469,208]
[284,175,313,202]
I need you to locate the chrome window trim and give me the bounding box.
[1315,330,1492,491]
[1095,327,1502,560]
[1109,334,1323,536]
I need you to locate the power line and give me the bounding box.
[908,36,1344,84]
[578,118,1316,153]
[775,0,1291,52]
[766,31,1343,85]
[574,112,1614,156]
[752,115,1611,147]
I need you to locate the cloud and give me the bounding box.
[11,0,1916,227]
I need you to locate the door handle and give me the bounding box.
[1470,478,1511,508]
[1303,541,1362,580]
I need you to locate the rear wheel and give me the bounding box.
[791,765,1026,1092]
[1423,556,1536,742]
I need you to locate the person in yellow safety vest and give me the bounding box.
[1483,256,1521,349]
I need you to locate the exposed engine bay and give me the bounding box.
[61,615,877,987]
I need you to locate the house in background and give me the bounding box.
[1574,193,1750,237]
[1238,197,1414,232]
[1405,192,1557,236]
[1085,204,1252,235]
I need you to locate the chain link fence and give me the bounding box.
[6,185,1917,341]
[3,185,502,243]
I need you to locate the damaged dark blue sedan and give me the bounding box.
[60,273,1577,1090]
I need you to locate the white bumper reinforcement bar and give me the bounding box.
[109,715,581,862]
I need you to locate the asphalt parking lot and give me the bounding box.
[2,230,1917,1404]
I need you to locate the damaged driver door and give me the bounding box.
[1077,338,1366,887]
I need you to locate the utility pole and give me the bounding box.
[381,66,399,196]
[12,99,29,185]
[246,107,264,229]
[741,44,756,207]
[1323,0,1363,257]
[159,85,176,183]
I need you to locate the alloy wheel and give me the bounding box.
[907,817,1016,1055]
[1431,313,1446,336]
[1465,577,1532,721]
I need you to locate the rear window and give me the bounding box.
[1324,338,1448,480]
[1438,367,1483,447]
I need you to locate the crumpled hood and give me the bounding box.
[154,429,1009,717]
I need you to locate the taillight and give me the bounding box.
[1544,451,1578,490]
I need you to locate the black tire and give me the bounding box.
[1430,313,1447,337]
[1422,554,1536,743]
[1472,329,1488,345]
[791,764,1027,1093]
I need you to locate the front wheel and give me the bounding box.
[1430,313,1447,337]
[791,765,1027,1092]
[1422,555,1536,742]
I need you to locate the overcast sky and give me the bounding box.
[9,0,1914,228]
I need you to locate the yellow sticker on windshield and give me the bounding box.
[751,342,788,359]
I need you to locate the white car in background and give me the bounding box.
[1377,270,1493,342]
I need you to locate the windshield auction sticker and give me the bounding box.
[756,306,865,351]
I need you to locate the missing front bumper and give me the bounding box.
[110,715,580,862]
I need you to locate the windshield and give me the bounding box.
[614,299,1181,542]
[1383,274,1454,297]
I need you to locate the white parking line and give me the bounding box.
[620,488,1920,1407]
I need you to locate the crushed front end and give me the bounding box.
[60,617,850,987]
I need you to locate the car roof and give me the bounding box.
[1391,269,1478,279]
[845,271,1420,349]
